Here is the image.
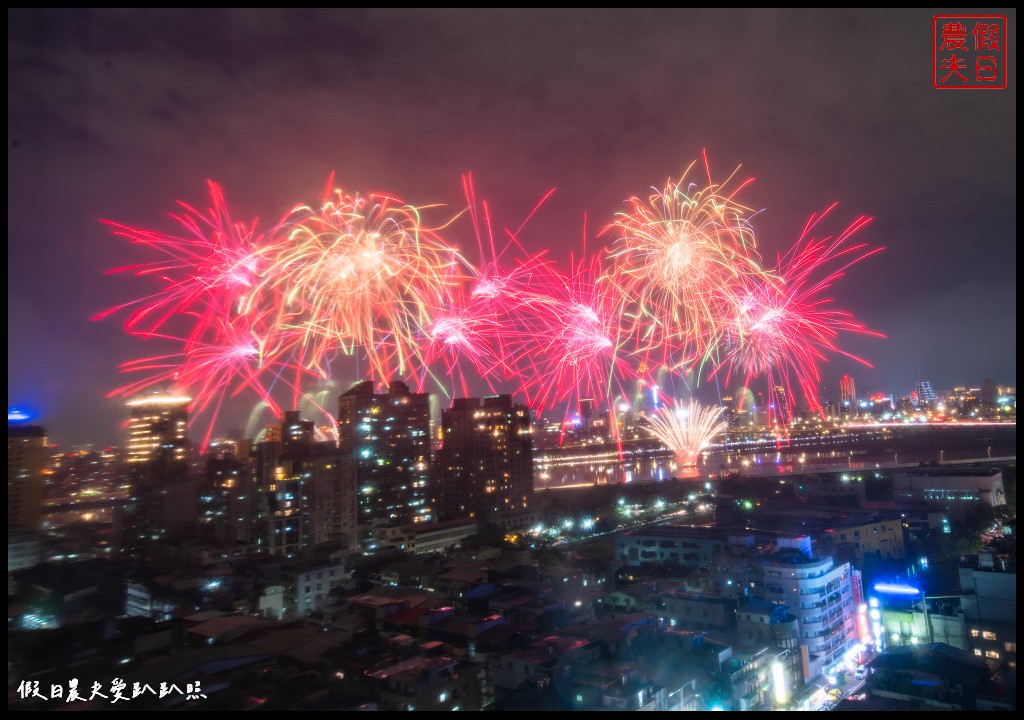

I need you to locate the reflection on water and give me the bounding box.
[536,456,701,488]
[538,446,903,489]
[535,425,1016,490]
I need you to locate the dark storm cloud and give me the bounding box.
[8,8,1015,446]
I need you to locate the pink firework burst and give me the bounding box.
[716,204,885,422]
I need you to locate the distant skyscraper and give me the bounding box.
[839,374,857,412]
[338,380,433,529]
[126,394,190,465]
[437,395,534,532]
[579,398,595,434]
[8,422,47,532]
[120,396,195,556]
[915,380,937,407]
[980,378,996,407]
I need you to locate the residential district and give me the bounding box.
[7,379,1016,711]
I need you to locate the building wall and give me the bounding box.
[892,467,1006,514]
[660,593,736,632]
[960,565,1016,673]
[8,425,47,532]
[8,532,41,572]
[339,380,434,532]
[284,560,348,616]
[761,552,856,671]
[615,528,727,568]
[835,518,905,566]
[310,451,358,550]
[414,520,478,554]
[437,395,534,532]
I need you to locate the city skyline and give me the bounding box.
[8,9,1016,448]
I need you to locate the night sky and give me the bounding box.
[8,9,1016,448]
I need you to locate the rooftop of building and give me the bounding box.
[186,614,273,640]
[365,653,462,681]
[869,642,998,682]
[762,547,828,566]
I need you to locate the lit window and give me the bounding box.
[982,631,997,641]
[970,629,981,637]
[985,650,1000,660]
[1005,642,1016,652]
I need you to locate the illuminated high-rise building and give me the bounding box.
[126,394,190,465]
[915,380,937,407]
[437,395,534,532]
[761,546,857,670]
[254,410,357,556]
[8,419,47,532]
[980,378,996,407]
[121,395,193,553]
[338,380,433,530]
[839,374,856,411]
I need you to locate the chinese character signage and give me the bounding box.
[934,15,1007,89]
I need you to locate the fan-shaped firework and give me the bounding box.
[644,400,726,467]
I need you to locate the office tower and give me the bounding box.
[307,450,357,549]
[126,394,190,466]
[338,380,433,528]
[915,380,937,407]
[254,436,306,556]
[437,395,534,532]
[8,422,47,532]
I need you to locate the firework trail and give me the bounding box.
[416,175,535,397]
[602,158,768,375]
[98,161,883,449]
[95,180,282,334]
[643,399,726,467]
[502,250,629,424]
[715,204,885,422]
[95,182,312,447]
[254,179,468,385]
